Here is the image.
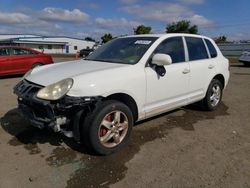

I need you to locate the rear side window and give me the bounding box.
[185,37,208,61]
[205,39,217,58]
[12,48,35,55]
[154,37,185,63]
[0,48,10,56]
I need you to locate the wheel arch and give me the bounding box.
[104,93,139,122]
[31,62,44,69]
[212,74,225,89]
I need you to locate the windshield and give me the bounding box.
[85,37,158,64]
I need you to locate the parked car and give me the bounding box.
[0,46,53,76]
[77,45,101,58]
[14,34,230,155]
[239,51,250,66]
[79,48,94,58]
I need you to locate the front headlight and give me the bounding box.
[37,78,73,100]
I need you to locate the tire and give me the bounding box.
[81,100,134,155]
[203,79,223,111]
[32,63,43,69]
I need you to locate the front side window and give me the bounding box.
[205,39,217,58]
[185,37,209,61]
[0,48,10,56]
[12,48,34,55]
[74,46,78,50]
[86,37,158,65]
[154,37,185,63]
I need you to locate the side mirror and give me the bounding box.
[152,53,172,66]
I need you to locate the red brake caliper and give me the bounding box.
[100,114,112,137]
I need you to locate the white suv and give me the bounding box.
[14,34,230,155]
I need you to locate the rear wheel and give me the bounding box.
[81,100,133,155]
[203,79,223,111]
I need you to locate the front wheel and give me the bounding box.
[81,100,133,155]
[203,79,223,111]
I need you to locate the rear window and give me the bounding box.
[13,48,35,55]
[185,37,209,61]
[205,39,218,58]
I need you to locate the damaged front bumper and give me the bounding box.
[14,79,101,142]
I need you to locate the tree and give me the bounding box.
[166,20,198,34]
[214,36,227,43]
[101,33,113,43]
[134,25,152,35]
[84,37,95,42]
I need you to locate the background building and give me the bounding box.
[217,42,250,56]
[0,34,96,54]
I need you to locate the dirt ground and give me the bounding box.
[0,57,250,188]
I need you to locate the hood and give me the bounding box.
[25,59,127,86]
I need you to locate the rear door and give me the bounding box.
[185,37,217,102]
[9,48,36,74]
[0,48,12,75]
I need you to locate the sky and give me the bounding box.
[0,0,249,41]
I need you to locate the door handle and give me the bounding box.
[182,68,190,74]
[208,64,215,69]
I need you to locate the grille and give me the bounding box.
[14,79,43,99]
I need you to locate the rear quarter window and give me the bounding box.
[185,37,209,61]
[205,39,218,58]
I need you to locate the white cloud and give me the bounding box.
[88,3,99,9]
[55,24,62,29]
[119,0,139,4]
[0,12,33,24]
[40,8,89,23]
[122,3,190,22]
[95,17,139,28]
[189,14,214,27]
[177,0,204,4]
[4,2,248,41]
[122,2,214,27]
[94,17,141,37]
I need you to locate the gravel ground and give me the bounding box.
[0,58,250,188]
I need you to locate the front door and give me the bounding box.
[145,37,190,118]
[9,48,35,74]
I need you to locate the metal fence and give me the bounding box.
[217,43,250,56]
